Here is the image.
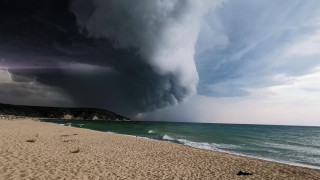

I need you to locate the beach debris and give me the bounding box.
[62,139,79,143]
[70,148,80,153]
[26,139,36,143]
[237,171,253,176]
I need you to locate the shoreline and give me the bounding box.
[47,119,320,170]
[107,131,320,171]
[1,118,320,179]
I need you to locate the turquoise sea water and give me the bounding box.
[44,120,320,169]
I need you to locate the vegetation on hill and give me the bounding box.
[0,103,130,121]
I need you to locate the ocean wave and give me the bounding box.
[148,130,154,134]
[176,139,239,151]
[262,142,320,156]
[177,139,217,150]
[162,134,175,141]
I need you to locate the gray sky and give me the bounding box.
[138,0,320,126]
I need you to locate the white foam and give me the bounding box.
[177,139,217,150]
[177,139,238,151]
[148,130,154,134]
[162,134,175,141]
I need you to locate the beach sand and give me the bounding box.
[1,119,319,180]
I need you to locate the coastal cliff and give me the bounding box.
[0,103,129,121]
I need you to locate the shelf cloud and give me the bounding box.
[0,0,221,115]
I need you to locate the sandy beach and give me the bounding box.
[0,119,320,180]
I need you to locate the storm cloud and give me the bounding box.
[0,0,219,115]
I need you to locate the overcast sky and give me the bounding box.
[0,0,320,125]
[138,0,320,126]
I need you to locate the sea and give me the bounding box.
[44,120,320,169]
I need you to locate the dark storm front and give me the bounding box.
[45,120,320,169]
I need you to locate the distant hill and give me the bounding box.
[0,103,130,121]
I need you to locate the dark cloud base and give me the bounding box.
[0,0,191,116]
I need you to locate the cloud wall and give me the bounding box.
[71,0,219,108]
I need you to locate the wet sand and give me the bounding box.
[1,118,320,179]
